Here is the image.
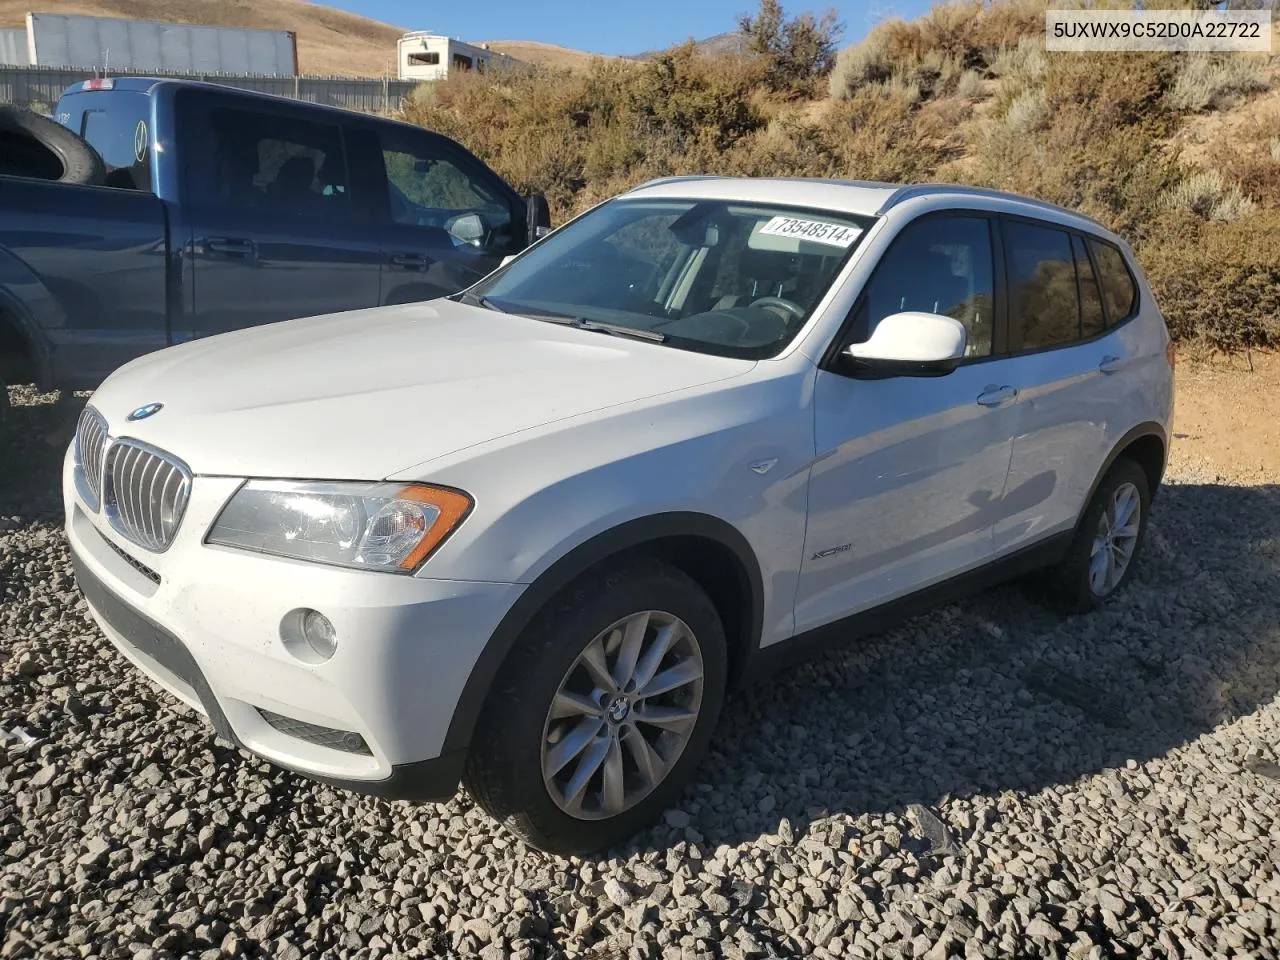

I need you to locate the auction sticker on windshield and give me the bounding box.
[758,216,862,248]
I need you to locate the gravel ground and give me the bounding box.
[3,385,1279,960]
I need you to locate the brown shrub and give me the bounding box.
[1202,111,1280,208]
[1140,210,1280,352]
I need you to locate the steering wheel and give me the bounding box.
[750,296,806,324]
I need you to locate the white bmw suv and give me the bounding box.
[65,177,1173,854]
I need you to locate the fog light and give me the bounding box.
[281,608,338,663]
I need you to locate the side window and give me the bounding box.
[863,216,995,358]
[199,105,350,220]
[1004,221,1079,352]
[1088,239,1138,326]
[380,129,515,250]
[79,94,153,191]
[1072,234,1106,338]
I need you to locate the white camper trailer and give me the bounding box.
[397,32,517,81]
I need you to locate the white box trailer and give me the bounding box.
[0,28,29,65]
[25,13,298,76]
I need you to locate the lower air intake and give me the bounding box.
[257,708,372,756]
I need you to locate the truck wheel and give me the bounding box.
[0,376,10,450]
[0,106,105,186]
[465,557,727,855]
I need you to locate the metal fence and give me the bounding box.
[0,65,420,114]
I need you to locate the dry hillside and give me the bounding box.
[480,40,626,72]
[0,0,403,75]
[0,0,609,76]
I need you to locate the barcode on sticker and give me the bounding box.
[758,216,861,248]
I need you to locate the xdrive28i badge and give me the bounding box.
[127,402,164,422]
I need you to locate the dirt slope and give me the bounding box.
[481,40,626,72]
[1171,351,1280,485]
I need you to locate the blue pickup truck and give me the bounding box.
[0,77,550,395]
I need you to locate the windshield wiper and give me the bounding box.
[532,314,666,343]
[457,290,507,313]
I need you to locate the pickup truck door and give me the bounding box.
[178,90,382,339]
[347,123,523,305]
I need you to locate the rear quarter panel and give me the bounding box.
[0,176,170,388]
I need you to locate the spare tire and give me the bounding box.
[0,106,105,186]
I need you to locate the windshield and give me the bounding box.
[466,199,874,358]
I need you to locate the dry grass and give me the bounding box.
[0,0,617,77]
[478,41,630,73]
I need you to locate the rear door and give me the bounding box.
[349,122,524,305]
[177,89,383,340]
[993,219,1139,554]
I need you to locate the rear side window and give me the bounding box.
[190,103,351,221]
[1072,234,1106,339]
[1004,221,1079,352]
[863,216,995,358]
[1089,239,1138,325]
[78,93,153,191]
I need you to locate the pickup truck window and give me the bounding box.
[379,128,515,250]
[80,95,152,191]
[199,107,351,221]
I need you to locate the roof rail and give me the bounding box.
[878,183,1110,230]
[630,175,723,191]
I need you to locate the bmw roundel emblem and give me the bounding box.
[126,402,164,422]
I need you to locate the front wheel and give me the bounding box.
[1046,457,1151,613]
[464,558,727,855]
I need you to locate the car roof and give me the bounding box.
[57,76,463,140]
[624,176,1114,237]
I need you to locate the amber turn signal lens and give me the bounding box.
[394,485,473,570]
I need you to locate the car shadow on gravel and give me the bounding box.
[0,389,82,520]
[670,481,1280,856]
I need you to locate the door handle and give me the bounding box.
[976,385,1017,408]
[1099,355,1127,375]
[389,253,430,270]
[206,237,255,258]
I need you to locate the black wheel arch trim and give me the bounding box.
[1077,421,1168,526]
[439,511,765,758]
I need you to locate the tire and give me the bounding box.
[0,375,10,449]
[464,556,728,855]
[1045,457,1151,614]
[0,106,105,185]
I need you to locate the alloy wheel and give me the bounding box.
[1089,481,1141,596]
[540,610,704,820]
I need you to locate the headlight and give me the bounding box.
[206,480,472,573]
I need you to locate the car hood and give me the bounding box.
[89,300,754,479]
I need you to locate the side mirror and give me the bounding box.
[842,311,966,378]
[526,193,551,247]
[448,212,487,247]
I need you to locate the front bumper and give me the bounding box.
[63,446,525,799]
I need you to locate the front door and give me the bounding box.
[179,90,382,340]
[369,126,523,305]
[794,214,1020,632]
